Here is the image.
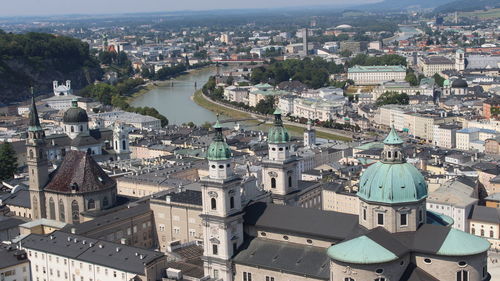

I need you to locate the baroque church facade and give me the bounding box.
[200,111,491,281]
[27,94,118,224]
[45,98,130,162]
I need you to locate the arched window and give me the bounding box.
[32,196,39,219]
[103,197,109,207]
[49,197,56,220]
[230,196,235,209]
[71,126,74,133]
[481,229,485,237]
[271,178,276,189]
[490,230,494,238]
[29,150,34,159]
[58,199,65,222]
[71,200,80,224]
[388,151,392,158]
[288,176,292,188]
[456,270,469,281]
[394,151,398,158]
[122,140,126,150]
[87,199,95,210]
[211,198,217,210]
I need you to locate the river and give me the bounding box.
[130,67,221,125]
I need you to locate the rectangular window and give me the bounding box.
[212,244,218,255]
[363,209,367,220]
[213,269,219,278]
[401,213,408,226]
[243,272,252,281]
[377,213,384,225]
[266,277,274,281]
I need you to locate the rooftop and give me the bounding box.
[348,65,406,73]
[22,231,164,275]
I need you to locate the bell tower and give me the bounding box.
[455,49,465,72]
[262,109,300,204]
[201,120,244,281]
[303,119,316,148]
[26,89,48,219]
[113,122,130,160]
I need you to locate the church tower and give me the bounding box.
[201,120,244,281]
[455,49,465,72]
[303,119,316,148]
[357,126,428,233]
[113,122,130,160]
[26,90,48,219]
[262,109,300,205]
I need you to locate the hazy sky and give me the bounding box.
[0,0,380,17]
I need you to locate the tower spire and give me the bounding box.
[28,87,42,132]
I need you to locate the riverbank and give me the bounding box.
[127,66,215,103]
[193,90,352,141]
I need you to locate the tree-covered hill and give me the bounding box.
[434,0,500,14]
[0,30,102,105]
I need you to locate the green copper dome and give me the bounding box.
[358,161,428,204]
[207,120,232,161]
[268,109,290,144]
[358,128,427,204]
[327,235,399,264]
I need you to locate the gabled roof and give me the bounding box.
[44,151,115,193]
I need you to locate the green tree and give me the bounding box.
[376,91,409,106]
[339,50,352,57]
[405,72,418,86]
[433,73,445,87]
[255,96,275,115]
[0,142,17,181]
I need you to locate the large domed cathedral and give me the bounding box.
[327,127,490,281]
[26,94,118,224]
[215,123,492,281]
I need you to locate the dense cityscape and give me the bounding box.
[0,1,500,281]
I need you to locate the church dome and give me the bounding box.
[357,127,428,204]
[63,99,88,123]
[268,109,290,144]
[207,120,231,161]
[451,78,468,88]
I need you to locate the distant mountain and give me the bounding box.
[434,0,500,13]
[360,0,456,11]
[0,31,102,105]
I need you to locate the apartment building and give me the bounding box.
[456,128,498,152]
[150,190,203,251]
[0,244,30,281]
[432,123,461,148]
[22,231,167,281]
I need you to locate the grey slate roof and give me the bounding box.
[233,237,329,280]
[243,202,358,241]
[0,243,28,269]
[61,203,151,235]
[21,231,164,275]
[470,205,500,224]
[3,189,31,208]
